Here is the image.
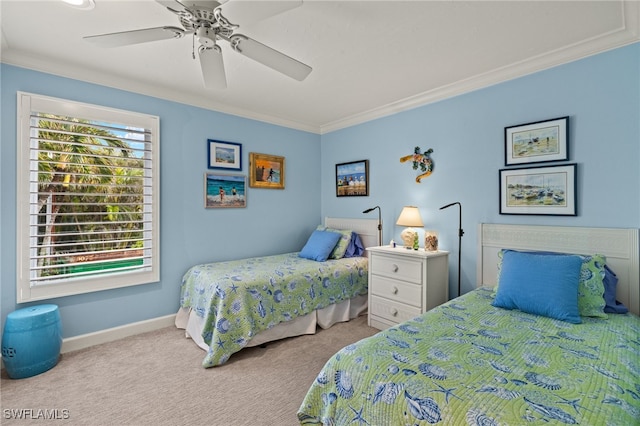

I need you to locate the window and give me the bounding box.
[16,92,160,302]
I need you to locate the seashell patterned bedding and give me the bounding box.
[177,252,368,367]
[297,287,640,425]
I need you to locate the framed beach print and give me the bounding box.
[336,159,369,197]
[249,152,285,189]
[204,173,246,208]
[505,116,569,166]
[499,163,576,216]
[208,139,242,170]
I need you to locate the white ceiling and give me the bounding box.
[1,1,638,134]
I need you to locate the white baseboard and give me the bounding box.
[1,314,177,370]
[60,314,176,354]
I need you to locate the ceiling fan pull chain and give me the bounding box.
[192,33,196,60]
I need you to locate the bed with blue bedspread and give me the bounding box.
[179,253,368,367]
[176,218,379,367]
[297,224,640,425]
[298,287,640,425]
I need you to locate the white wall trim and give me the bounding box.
[2,2,638,136]
[60,314,176,354]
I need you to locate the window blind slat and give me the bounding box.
[25,105,157,288]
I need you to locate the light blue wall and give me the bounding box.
[321,43,640,298]
[1,43,638,339]
[0,65,321,337]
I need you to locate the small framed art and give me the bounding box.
[504,116,569,166]
[336,159,369,197]
[204,173,246,208]
[208,140,242,170]
[249,152,285,189]
[499,163,576,216]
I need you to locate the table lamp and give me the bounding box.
[396,206,423,249]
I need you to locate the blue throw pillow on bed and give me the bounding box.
[603,265,629,314]
[299,230,342,262]
[492,250,583,323]
[344,232,365,257]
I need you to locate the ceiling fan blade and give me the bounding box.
[84,27,186,48]
[219,0,302,25]
[155,0,188,13]
[227,35,311,81]
[199,46,227,89]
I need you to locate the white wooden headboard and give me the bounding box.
[477,223,640,316]
[325,217,380,250]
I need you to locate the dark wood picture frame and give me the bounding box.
[499,163,577,216]
[505,116,569,166]
[336,160,369,197]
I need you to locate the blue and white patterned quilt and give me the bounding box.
[298,287,640,425]
[179,252,368,367]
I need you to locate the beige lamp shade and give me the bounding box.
[395,206,424,227]
[396,206,423,248]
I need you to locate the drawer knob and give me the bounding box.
[391,264,399,272]
[392,286,399,295]
[391,308,398,317]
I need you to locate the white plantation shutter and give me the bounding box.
[16,92,160,302]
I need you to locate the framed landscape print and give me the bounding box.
[204,173,246,208]
[499,163,576,216]
[208,140,242,170]
[249,152,285,189]
[504,116,569,166]
[336,160,369,197]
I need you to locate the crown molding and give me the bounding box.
[3,2,638,136]
[320,0,640,134]
[0,51,321,134]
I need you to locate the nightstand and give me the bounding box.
[367,245,449,330]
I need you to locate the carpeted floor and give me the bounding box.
[0,315,377,425]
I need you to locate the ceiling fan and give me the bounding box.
[83,0,312,89]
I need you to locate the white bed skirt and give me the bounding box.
[175,294,368,351]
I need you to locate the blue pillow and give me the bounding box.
[603,265,628,314]
[495,249,607,318]
[299,230,342,262]
[343,232,365,258]
[492,250,583,323]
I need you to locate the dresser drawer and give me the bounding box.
[370,295,421,324]
[371,253,422,284]
[370,275,421,308]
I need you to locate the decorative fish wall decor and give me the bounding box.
[400,146,434,183]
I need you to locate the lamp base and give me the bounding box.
[400,228,418,249]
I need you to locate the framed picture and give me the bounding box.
[504,116,569,166]
[204,173,246,208]
[208,140,242,170]
[499,163,576,216]
[336,159,369,197]
[249,152,285,189]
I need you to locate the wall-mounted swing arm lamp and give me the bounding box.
[440,201,464,298]
[363,206,382,246]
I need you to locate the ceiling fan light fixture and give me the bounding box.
[196,26,216,48]
[62,0,95,10]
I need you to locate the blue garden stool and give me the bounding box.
[2,304,62,379]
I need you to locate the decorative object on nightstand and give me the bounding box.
[396,206,423,249]
[424,230,438,251]
[362,205,382,246]
[399,146,434,183]
[367,246,449,330]
[440,201,464,297]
